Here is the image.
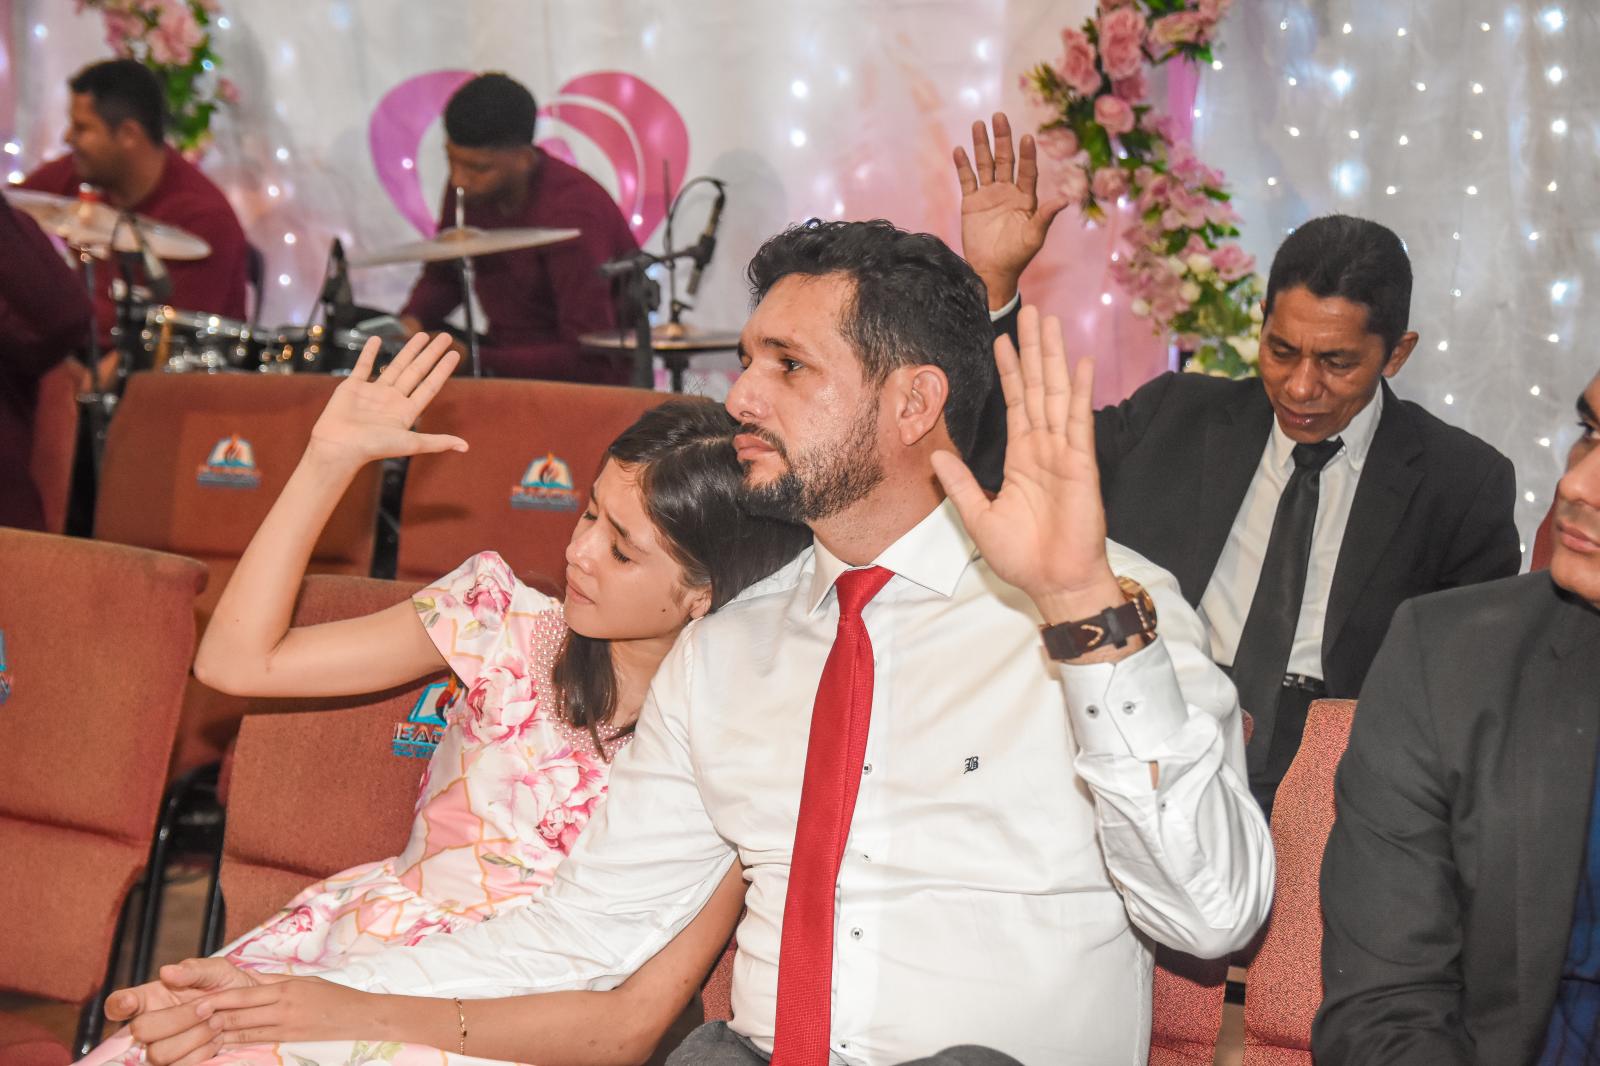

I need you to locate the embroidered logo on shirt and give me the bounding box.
[0,630,11,707]
[510,452,579,512]
[964,756,980,774]
[392,675,461,758]
[196,434,262,489]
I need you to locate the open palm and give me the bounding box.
[953,113,1069,306]
[308,332,467,466]
[931,306,1114,609]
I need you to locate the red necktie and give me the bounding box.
[771,565,894,1066]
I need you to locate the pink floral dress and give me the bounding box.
[78,552,629,1066]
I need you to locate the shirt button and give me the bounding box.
[850,926,864,940]
[1086,704,1100,717]
[862,763,873,775]
[862,853,872,863]
[1122,700,1138,715]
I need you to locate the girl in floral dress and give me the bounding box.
[82,334,808,1066]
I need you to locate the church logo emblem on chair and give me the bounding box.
[393,675,461,757]
[196,434,262,489]
[510,452,579,512]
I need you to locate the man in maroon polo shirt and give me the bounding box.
[397,73,638,383]
[22,58,249,356]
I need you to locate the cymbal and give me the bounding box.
[579,322,742,353]
[6,188,211,260]
[349,225,580,267]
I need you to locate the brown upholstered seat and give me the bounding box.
[396,378,661,591]
[216,575,434,942]
[1240,698,1356,1065]
[29,360,85,534]
[0,530,206,1059]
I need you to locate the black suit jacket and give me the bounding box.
[1314,573,1600,1064]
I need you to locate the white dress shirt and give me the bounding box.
[1200,387,1384,678]
[327,501,1274,1065]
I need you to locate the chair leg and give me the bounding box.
[130,763,222,982]
[77,887,138,1057]
[199,819,228,955]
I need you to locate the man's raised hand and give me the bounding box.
[952,112,1068,311]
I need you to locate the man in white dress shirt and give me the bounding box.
[115,220,1272,1065]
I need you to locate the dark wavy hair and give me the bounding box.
[1265,214,1413,357]
[745,219,995,457]
[551,399,811,756]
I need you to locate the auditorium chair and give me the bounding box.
[395,378,662,592]
[1240,698,1356,1065]
[0,530,206,1062]
[93,372,385,975]
[29,359,85,534]
[209,575,434,944]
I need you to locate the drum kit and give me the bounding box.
[13,180,740,404]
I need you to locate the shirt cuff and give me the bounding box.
[988,292,1020,321]
[1058,636,1191,759]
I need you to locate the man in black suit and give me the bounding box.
[953,115,1519,812]
[1315,371,1600,1064]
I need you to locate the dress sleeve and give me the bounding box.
[411,551,526,689]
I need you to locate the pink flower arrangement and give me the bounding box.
[1023,0,1262,377]
[75,0,234,153]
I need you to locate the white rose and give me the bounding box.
[1165,255,1187,277]
[1180,280,1203,303]
[1130,298,1152,317]
[1249,301,1264,323]
[1233,337,1260,364]
[1186,253,1215,276]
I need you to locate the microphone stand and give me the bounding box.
[453,186,483,378]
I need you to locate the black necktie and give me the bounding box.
[1231,437,1344,785]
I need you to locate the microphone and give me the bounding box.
[598,250,655,279]
[684,181,726,298]
[126,213,172,302]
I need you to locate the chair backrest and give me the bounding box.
[395,378,661,590]
[0,530,206,1003]
[1531,502,1556,571]
[1241,698,1357,1065]
[217,574,434,942]
[95,372,382,618]
[1149,947,1229,1065]
[30,360,84,534]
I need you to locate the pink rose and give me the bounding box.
[1092,166,1130,203]
[1094,94,1136,136]
[148,3,204,65]
[1057,28,1102,97]
[1199,0,1231,20]
[463,573,513,629]
[1112,71,1148,102]
[1152,11,1208,46]
[101,10,142,56]
[217,76,239,104]
[1097,7,1148,80]
[460,652,540,746]
[1056,163,1090,205]
[1037,125,1080,161]
[1210,243,1256,282]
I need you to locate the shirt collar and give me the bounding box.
[1266,384,1384,474]
[805,498,978,615]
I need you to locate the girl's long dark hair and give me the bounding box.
[551,398,811,756]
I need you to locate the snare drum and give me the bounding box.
[142,306,262,374]
[264,325,401,375]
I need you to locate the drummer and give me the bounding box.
[21,58,249,353]
[396,72,639,383]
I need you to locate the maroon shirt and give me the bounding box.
[23,147,250,344]
[401,151,638,383]
[0,191,93,530]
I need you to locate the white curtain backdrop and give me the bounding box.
[1195,0,1597,551]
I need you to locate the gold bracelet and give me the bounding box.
[453,997,467,1055]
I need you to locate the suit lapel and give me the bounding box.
[1189,385,1272,602]
[1514,586,1600,1043]
[1324,383,1423,660]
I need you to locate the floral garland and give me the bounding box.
[1024,0,1261,377]
[76,0,237,154]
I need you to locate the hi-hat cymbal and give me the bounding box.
[579,322,742,353]
[349,226,581,267]
[6,188,211,260]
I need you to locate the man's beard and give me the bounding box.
[738,397,886,524]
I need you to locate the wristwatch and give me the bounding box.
[1040,576,1158,661]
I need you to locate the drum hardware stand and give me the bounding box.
[453,186,484,379]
